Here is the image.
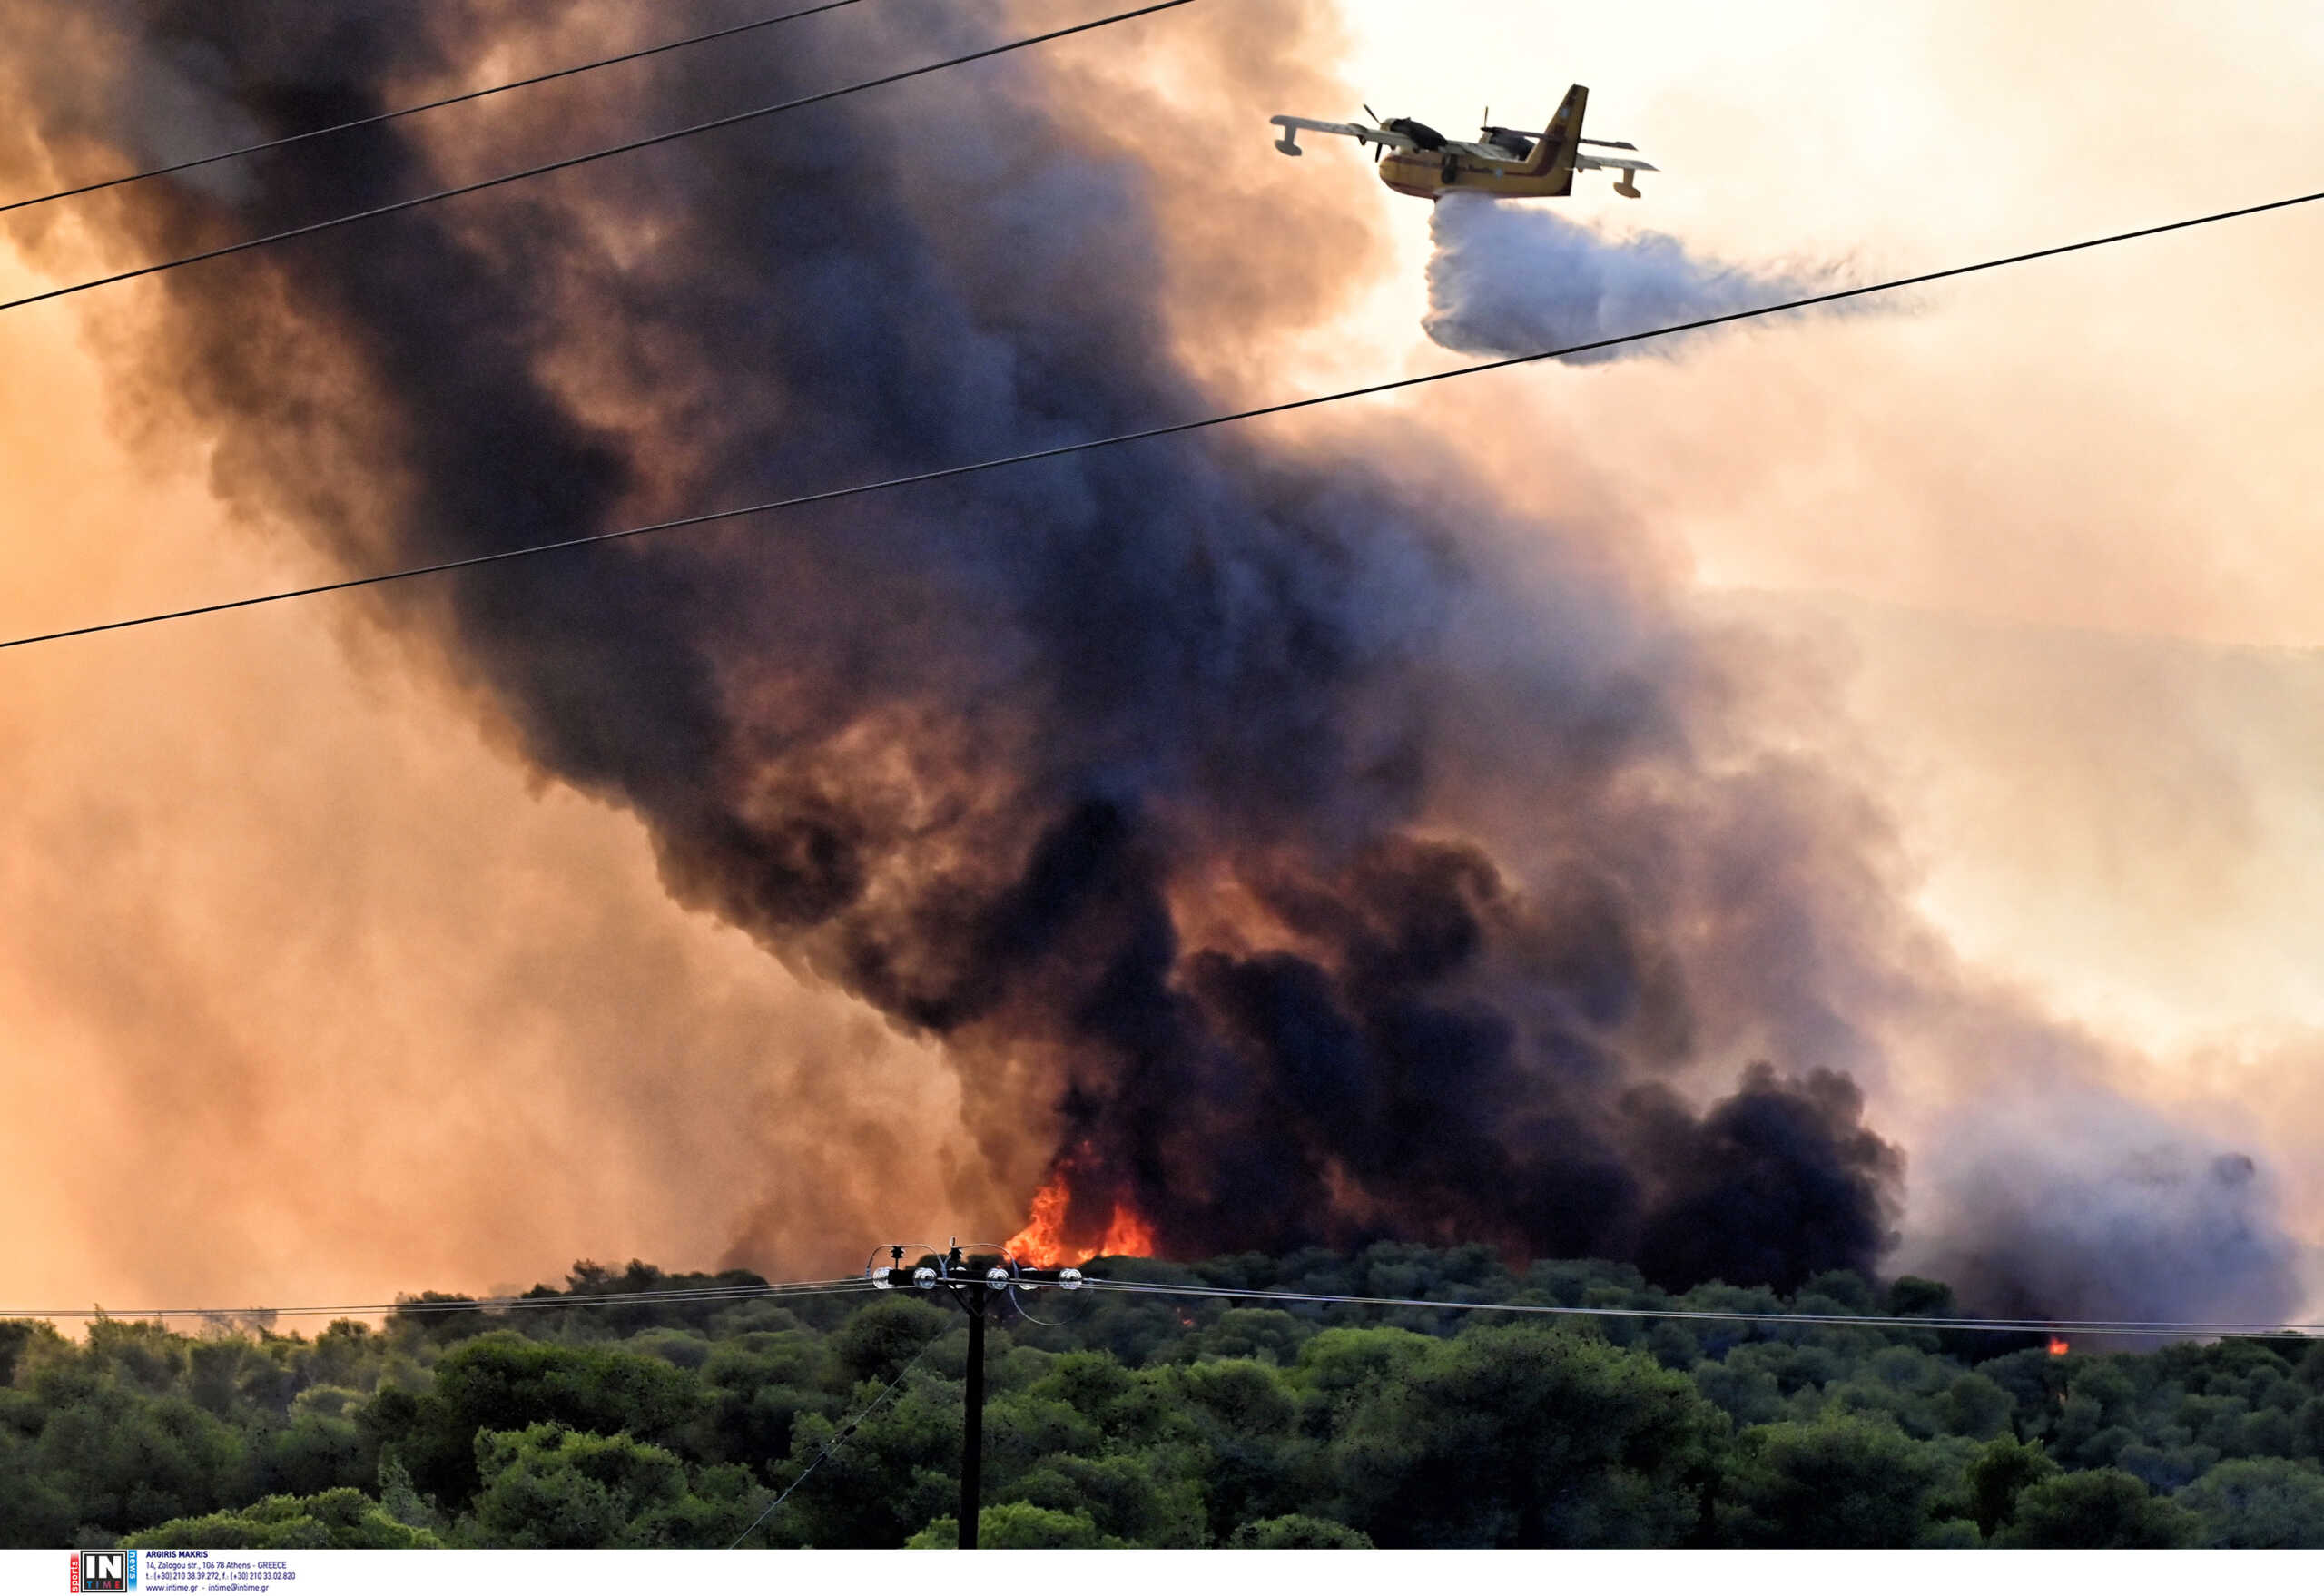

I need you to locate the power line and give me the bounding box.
[0,0,869,219]
[1080,1278,2324,1342]
[33,1252,2306,1350]
[4,1276,875,1322]
[726,1335,933,1549]
[0,0,1199,319]
[3,185,2316,656]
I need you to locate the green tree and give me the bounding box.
[980,1391,1105,1497]
[79,1321,191,1395]
[0,1430,77,1545]
[364,1334,705,1510]
[774,1378,958,1548]
[1691,1358,1786,1426]
[696,1331,841,1474]
[461,1423,743,1548]
[1941,1374,2014,1441]
[255,1410,369,1498]
[2178,1457,2324,1548]
[0,1322,59,1387]
[27,1247,2324,1552]
[305,1322,381,1389]
[1228,1513,1373,1548]
[830,1299,947,1385]
[1290,1327,1435,1435]
[1915,1519,1982,1547]
[130,1488,443,1550]
[908,1503,1115,1548]
[1172,1359,1307,1538]
[1005,1453,1208,1546]
[1886,1277,1957,1319]
[378,1454,444,1534]
[388,1295,496,1347]
[1332,1325,1721,1547]
[1994,1467,2198,1548]
[1963,1433,2058,1539]
[1196,1310,1314,1366]
[33,1384,248,1535]
[1718,1414,1937,1547]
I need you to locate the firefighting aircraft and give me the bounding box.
[1270,84,1656,202]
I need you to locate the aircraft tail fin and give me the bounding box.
[1524,84,1589,194]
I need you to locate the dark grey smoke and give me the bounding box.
[0,0,2293,1313]
[1423,192,1859,361]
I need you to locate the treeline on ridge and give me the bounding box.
[4,1248,2323,1549]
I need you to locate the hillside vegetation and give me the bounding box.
[5,1249,2321,1549]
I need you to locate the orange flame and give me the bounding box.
[2047,1335,2071,1357]
[1005,1169,1157,1266]
[1005,1176,1072,1266]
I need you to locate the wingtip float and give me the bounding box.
[1270,84,1657,202]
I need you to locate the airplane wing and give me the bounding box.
[1270,114,1417,153]
[1573,149,1660,172]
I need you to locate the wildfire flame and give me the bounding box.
[2047,1335,2071,1357]
[1005,1169,1157,1267]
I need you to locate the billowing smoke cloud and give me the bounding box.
[1909,1094,2302,1329]
[0,0,2292,1315]
[1423,192,1855,361]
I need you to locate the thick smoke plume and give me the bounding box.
[0,0,2296,1316]
[1909,1095,2301,1329]
[1423,192,1856,361]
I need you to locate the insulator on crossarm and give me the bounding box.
[912,1266,939,1290]
[1058,1268,1084,1291]
[872,1267,896,1291]
[986,1266,1012,1286]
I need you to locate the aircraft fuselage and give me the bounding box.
[1377,149,1578,202]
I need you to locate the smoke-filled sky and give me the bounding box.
[1,0,2321,1322]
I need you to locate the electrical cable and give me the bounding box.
[3,185,2316,656]
[0,0,869,218]
[1078,1277,2324,1342]
[1007,1282,1061,1328]
[726,1334,935,1549]
[22,1260,2312,1340]
[0,0,1200,318]
[2,1276,876,1322]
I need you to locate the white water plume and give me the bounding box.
[1423,193,1861,362]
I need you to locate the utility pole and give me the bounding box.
[870,1240,1083,1552]
[959,1275,986,1550]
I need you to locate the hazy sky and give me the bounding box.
[1316,0,2324,1255]
[4,0,2322,1309]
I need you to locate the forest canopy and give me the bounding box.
[4,1247,2321,1550]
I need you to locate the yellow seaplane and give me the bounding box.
[1270,84,1656,202]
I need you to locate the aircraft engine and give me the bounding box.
[1386,116,1447,151]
